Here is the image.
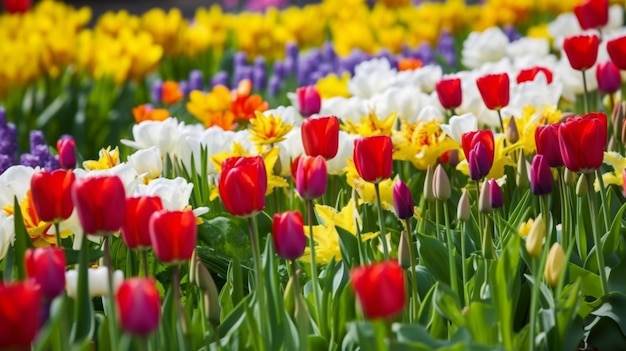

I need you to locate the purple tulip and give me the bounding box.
[530,154,554,195]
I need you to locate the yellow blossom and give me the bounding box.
[248,111,293,148]
[83,146,120,171]
[599,151,626,190]
[140,8,185,56]
[519,218,534,238]
[392,119,457,170]
[342,111,397,137]
[315,72,351,99]
[186,86,235,130]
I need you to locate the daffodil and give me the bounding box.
[502,106,563,157]
[315,72,351,99]
[599,151,626,191]
[140,8,185,56]
[342,111,397,137]
[248,111,293,151]
[393,119,458,170]
[83,146,120,171]
[187,86,236,130]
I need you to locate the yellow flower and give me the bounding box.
[301,198,378,264]
[186,86,235,130]
[140,8,185,56]
[95,10,140,37]
[600,151,626,190]
[342,111,397,137]
[518,218,534,238]
[502,106,562,157]
[545,243,565,287]
[344,159,396,210]
[315,72,351,99]
[392,119,457,170]
[83,146,120,171]
[248,111,293,148]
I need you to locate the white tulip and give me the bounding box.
[440,113,478,144]
[65,266,124,298]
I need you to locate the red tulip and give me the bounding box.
[218,156,267,217]
[25,247,66,300]
[2,0,31,13]
[596,60,621,94]
[535,123,564,168]
[461,130,495,180]
[116,278,161,336]
[435,77,462,110]
[562,34,599,71]
[30,169,75,223]
[350,261,405,319]
[149,210,197,264]
[121,196,164,250]
[295,155,327,200]
[558,112,607,173]
[301,115,339,159]
[353,135,393,183]
[296,85,321,117]
[574,0,608,30]
[476,73,510,110]
[72,176,126,234]
[272,211,306,260]
[516,66,553,84]
[0,281,41,349]
[607,36,626,70]
[56,136,76,169]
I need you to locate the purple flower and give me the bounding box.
[268,75,282,96]
[253,67,267,91]
[150,80,163,103]
[188,70,204,92]
[393,180,414,220]
[530,154,553,195]
[503,25,521,42]
[233,51,248,68]
[211,71,230,88]
[488,179,503,209]
[0,154,12,175]
[273,60,287,80]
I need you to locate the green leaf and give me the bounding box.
[591,292,626,336]
[463,302,499,346]
[417,233,450,284]
[569,263,603,303]
[12,196,31,280]
[434,283,464,327]
[336,225,360,267]
[70,234,94,344]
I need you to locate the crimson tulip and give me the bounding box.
[121,196,164,250]
[295,155,327,200]
[116,278,161,336]
[607,36,626,70]
[30,169,75,223]
[218,156,267,217]
[25,247,66,300]
[393,180,414,220]
[476,73,510,110]
[535,123,564,168]
[435,77,462,110]
[56,135,76,169]
[530,154,553,195]
[558,112,607,173]
[350,261,405,319]
[596,60,621,94]
[562,34,599,71]
[574,0,608,30]
[462,130,494,180]
[296,85,321,117]
[272,211,306,260]
[353,135,393,183]
[149,209,197,264]
[516,66,553,84]
[2,0,30,13]
[0,281,41,349]
[488,179,503,209]
[301,115,339,159]
[72,176,126,234]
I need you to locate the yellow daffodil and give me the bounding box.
[598,151,626,190]
[186,86,236,130]
[83,146,120,171]
[343,111,397,137]
[140,8,185,56]
[519,217,534,238]
[502,106,563,158]
[248,111,293,149]
[95,10,140,37]
[393,119,458,170]
[315,72,351,99]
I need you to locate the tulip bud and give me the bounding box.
[424,165,435,201]
[576,173,588,197]
[190,253,220,324]
[516,152,529,188]
[398,231,411,269]
[56,135,76,169]
[272,211,306,260]
[544,243,565,287]
[564,168,576,187]
[479,181,492,213]
[457,189,470,222]
[596,60,621,94]
[350,261,406,319]
[296,85,321,117]
[283,276,295,316]
[440,149,460,168]
[25,247,66,300]
[530,154,553,195]
[506,117,519,144]
[116,278,161,336]
[295,155,327,200]
[488,179,503,209]
[623,169,626,198]
[525,214,545,257]
[433,164,451,200]
[393,180,414,220]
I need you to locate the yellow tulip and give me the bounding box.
[525,214,545,257]
[544,243,565,287]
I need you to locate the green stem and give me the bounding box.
[582,70,590,114]
[172,265,187,350]
[306,200,324,337]
[291,260,309,351]
[54,222,62,248]
[247,215,268,350]
[103,236,119,351]
[403,219,420,322]
[443,202,459,296]
[595,169,611,232]
[475,180,483,244]
[460,222,469,306]
[374,183,390,259]
[585,173,609,295]
[141,250,150,278]
[497,109,505,134]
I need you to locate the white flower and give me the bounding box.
[264,106,302,126]
[0,212,14,260]
[461,27,510,69]
[127,146,163,180]
[368,86,429,123]
[74,163,140,196]
[416,106,445,123]
[348,58,397,98]
[174,126,236,177]
[548,13,582,49]
[326,131,356,175]
[133,177,208,217]
[392,65,443,93]
[320,96,368,123]
[65,266,124,298]
[440,113,478,144]
[502,74,563,118]
[0,165,36,207]
[276,129,304,177]
[121,117,181,157]
[605,5,624,32]
[506,37,550,60]
[554,57,597,102]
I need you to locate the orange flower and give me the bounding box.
[161,81,184,105]
[186,86,236,130]
[397,58,423,71]
[231,79,269,122]
[132,104,170,123]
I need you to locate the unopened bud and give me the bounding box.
[479,180,492,214]
[506,117,519,144]
[433,164,451,200]
[457,189,470,222]
[576,172,588,197]
[544,243,565,287]
[424,165,435,201]
[564,168,576,187]
[525,214,545,257]
[516,151,529,188]
[398,231,411,269]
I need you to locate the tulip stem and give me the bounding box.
[172,265,188,347]
[585,173,609,295]
[291,261,309,351]
[374,183,390,260]
[247,215,269,349]
[141,250,150,277]
[306,199,324,337]
[595,169,611,232]
[459,221,469,306]
[443,203,459,298]
[54,222,62,248]
[496,109,505,135]
[475,180,483,246]
[582,70,590,114]
[103,235,120,351]
[403,219,420,321]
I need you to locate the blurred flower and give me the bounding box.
[127,146,163,182]
[56,136,76,170]
[72,176,126,234]
[315,72,351,99]
[488,178,503,209]
[573,0,608,30]
[149,209,197,264]
[461,27,509,69]
[122,118,180,158]
[121,196,163,250]
[272,211,306,260]
[558,112,607,173]
[435,77,462,110]
[0,281,41,350]
[476,73,510,111]
[132,104,170,124]
[218,156,267,217]
[544,243,565,287]
[66,266,124,298]
[187,86,236,130]
[353,135,393,183]
[30,169,75,223]
[606,35,626,70]
[83,146,120,171]
[530,154,554,195]
[562,34,599,71]
[350,261,405,319]
[343,111,396,137]
[516,66,553,84]
[160,81,184,105]
[116,278,161,336]
[596,60,621,95]
[25,247,66,300]
[296,85,322,117]
[301,115,340,159]
[440,113,477,144]
[3,0,30,13]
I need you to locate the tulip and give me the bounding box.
[433,164,451,201]
[149,210,197,264]
[272,211,306,260]
[516,66,553,84]
[558,113,607,173]
[353,135,393,183]
[457,189,470,222]
[525,214,545,257]
[218,156,267,217]
[573,0,608,30]
[462,130,494,180]
[350,261,406,319]
[161,81,184,105]
[393,180,414,220]
[116,278,161,336]
[535,124,564,168]
[530,155,553,195]
[476,73,510,110]
[2,0,30,13]
[607,36,626,70]
[562,35,599,71]
[121,196,164,250]
[596,61,621,94]
[301,115,339,159]
[65,267,124,298]
[25,247,66,300]
[544,243,565,287]
[479,180,492,214]
[0,281,41,349]
[295,155,327,200]
[296,85,321,117]
[488,179,503,209]
[72,176,126,234]
[56,135,76,169]
[435,77,462,110]
[30,169,75,223]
